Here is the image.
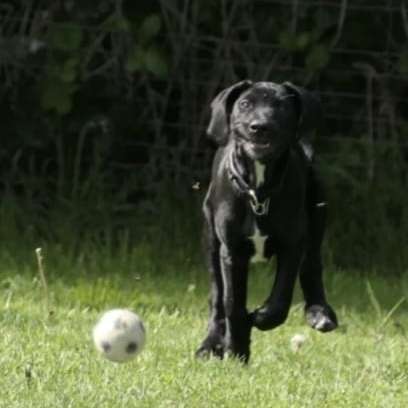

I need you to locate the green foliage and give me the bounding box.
[305,44,330,71]
[320,138,408,271]
[126,45,168,78]
[102,15,131,32]
[397,51,408,75]
[279,31,311,52]
[138,14,162,44]
[40,23,84,114]
[60,57,80,83]
[40,77,77,114]
[126,14,168,78]
[48,23,83,52]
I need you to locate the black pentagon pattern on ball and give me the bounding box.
[101,341,111,352]
[126,342,138,354]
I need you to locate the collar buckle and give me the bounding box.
[248,190,270,216]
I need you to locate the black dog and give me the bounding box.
[196,80,338,362]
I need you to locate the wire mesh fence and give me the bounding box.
[0,0,407,185]
[135,0,408,186]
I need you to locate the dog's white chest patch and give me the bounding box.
[254,161,265,187]
[249,224,268,263]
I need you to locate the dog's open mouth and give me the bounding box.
[248,140,271,149]
[243,138,276,159]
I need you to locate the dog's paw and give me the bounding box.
[224,348,250,363]
[224,340,251,364]
[251,306,289,331]
[224,335,251,364]
[305,304,338,332]
[195,336,224,359]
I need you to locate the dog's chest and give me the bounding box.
[249,223,268,263]
[248,161,270,263]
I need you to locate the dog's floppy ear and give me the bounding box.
[282,82,322,138]
[207,80,253,145]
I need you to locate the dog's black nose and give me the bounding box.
[249,121,269,134]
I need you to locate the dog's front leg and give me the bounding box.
[220,244,252,362]
[252,245,303,331]
[196,206,226,359]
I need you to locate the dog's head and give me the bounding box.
[207,80,322,160]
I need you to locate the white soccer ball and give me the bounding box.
[92,309,146,363]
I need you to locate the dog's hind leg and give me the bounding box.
[195,203,226,359]
[300,168,338,332]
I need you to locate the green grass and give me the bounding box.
[1,243,408,408]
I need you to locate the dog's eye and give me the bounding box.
[239,99,251,110]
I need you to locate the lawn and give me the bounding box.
[1,243,407,408]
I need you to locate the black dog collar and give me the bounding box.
[226,145,289,216]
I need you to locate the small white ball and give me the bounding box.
[290,333,307,353]
[92,309,146,363]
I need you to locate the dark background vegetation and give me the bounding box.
[0,0,407,272]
